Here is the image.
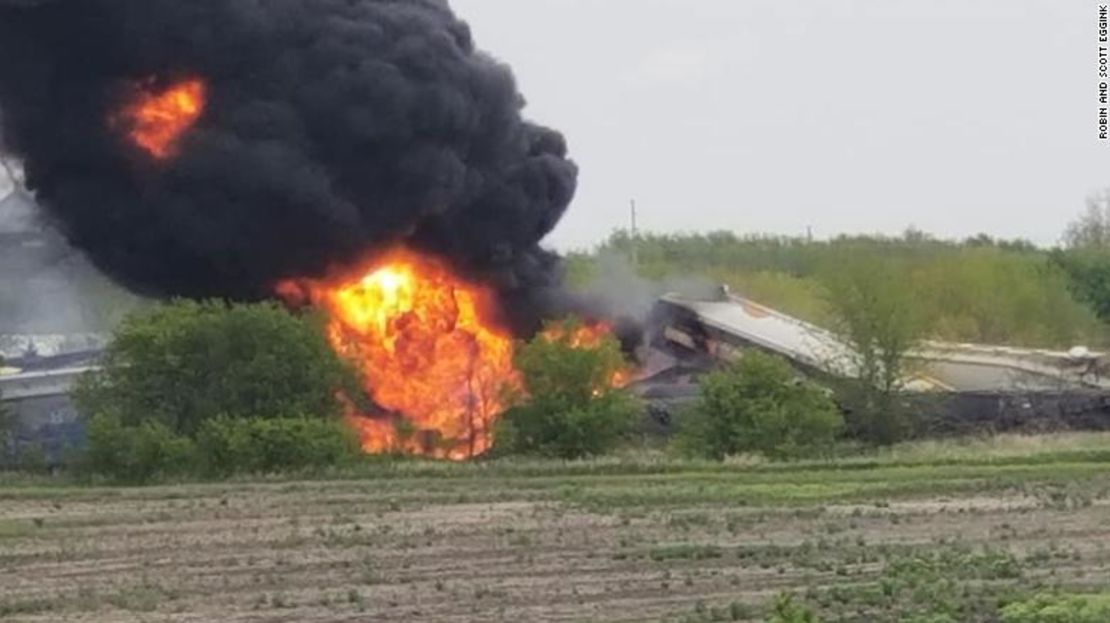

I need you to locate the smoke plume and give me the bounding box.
[0,0,577,333]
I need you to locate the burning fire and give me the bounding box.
[542,321,633,389]
[278,249,519,460]
[116,78,207,159]
[542,321,618,350]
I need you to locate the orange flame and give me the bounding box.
[542,321,616,350]
[278,249,520,460]
[541,321,633,389]
[116,78,206,159]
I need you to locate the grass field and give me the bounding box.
[1,434,1109,622]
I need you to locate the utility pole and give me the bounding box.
[629,199,639,267]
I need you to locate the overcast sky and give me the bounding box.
[452,0,1110,250]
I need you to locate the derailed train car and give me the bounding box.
[638,288,1110,434]
[0,345,102,466]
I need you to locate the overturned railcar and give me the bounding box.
[1,346,101,466]
[641,289,1110,434]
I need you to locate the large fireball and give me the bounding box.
[116,78,206,159]
[278,249,520,460]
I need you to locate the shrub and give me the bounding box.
[196,416,361,476]
[82,413,361,482]
[497,319,640,459]
[84,413,196,483]
[77,300,359,435]
[676,351,843,460]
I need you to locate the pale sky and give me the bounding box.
[451,0,1110,250]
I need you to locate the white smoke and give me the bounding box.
[0,161,141,352]
[577,251,719,322]
[0,158,19,198]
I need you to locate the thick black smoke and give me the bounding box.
[0,0,577,333]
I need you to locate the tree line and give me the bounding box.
[567,219,1110,350]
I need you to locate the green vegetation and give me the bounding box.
[1054,246,1110,325]
[1001,593,1110,623]
[68,306,647,478]
[575,230,1106,349]
[1,432,1107,622]
[766,594,819,623]
[83,413,195,483]
[195,416,361,477]
[0,360,10,458]
[1061,193,1110,249]
[806,546,1025,621]
[819,250,926,444]
[71,300,366,482]
[83,412,362,483]
[76,299,358,435]
[676,352,843,460]
[8,219,1110,619]
[498,319,640,459]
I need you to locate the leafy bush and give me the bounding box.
[1001,593,1110,623]
[83,413,361,481]
[497,319,639,459]
[84,413,196,483]
[676,352,843,460]
[196,416,361,476]
[77,300,358,434]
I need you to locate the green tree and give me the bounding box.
[918,248,1102,347]
[77,300,358,435]
[498,319,639,459]
[1052,191,1110,328]
[1063,191,1110,249]
[676,351,843,461]
[820,253,928,444]
[1053,247,1110,325]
